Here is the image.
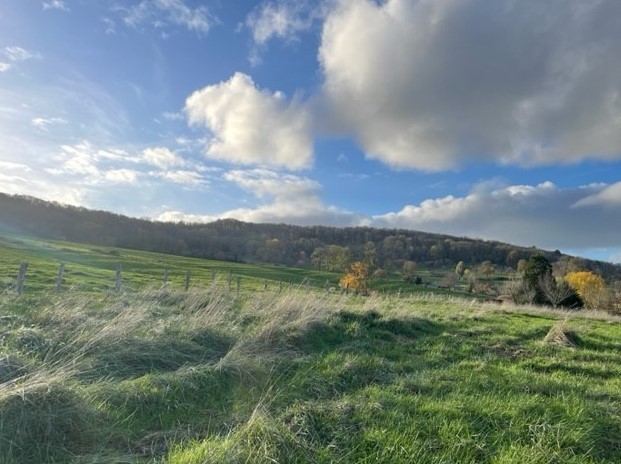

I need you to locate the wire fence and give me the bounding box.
[2,261,339,297]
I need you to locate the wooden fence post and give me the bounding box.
[263,280,268,291]
[163,268,169,287]
[17,262,28,295]
[211,268,216,282]
[185,271,191,291]
[115,263,122,292]
[236,276,241,296]
[55,263,65,295]
[227,270,232,292]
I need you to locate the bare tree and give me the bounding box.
[538,274,576,308]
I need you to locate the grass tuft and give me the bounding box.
[543,320,582,347]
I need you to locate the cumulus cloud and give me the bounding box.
[319,0,621,170]
[158,168,362,226]
[185,72,313,170]
[121,0,213,34]
[373,182,621,249]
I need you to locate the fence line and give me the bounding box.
[4,261,333,297]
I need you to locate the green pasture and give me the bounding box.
[0,231,490,298]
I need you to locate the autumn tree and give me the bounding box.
[455,261,465,279]
[340,261,370,294]
[478,260,494,277]
[363,241,378,272]
[311,245,350,272]
[402,260,417,283]
[566,271,606,309]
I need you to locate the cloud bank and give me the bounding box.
[318,0,621,170]
[160,179,621,252]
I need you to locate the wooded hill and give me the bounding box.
[1,192,619,279]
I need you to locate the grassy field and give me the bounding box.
[0,231,343,295]
[1,232,621,463]
[0,231,474,298]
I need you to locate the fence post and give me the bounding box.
[16,262,28,295]
[227,270,232,292]
[211,268,216,282]
[278,281,283,293]
[115,263,122,292]
[55,263,65,295]
[263,280,268,291]
[236,276,241,297]
[185,271,191,291]
[163,268,169,287]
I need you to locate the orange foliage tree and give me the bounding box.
[340,261,370,294]
[565,271,605,308]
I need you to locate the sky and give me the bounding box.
[1,0,621,264]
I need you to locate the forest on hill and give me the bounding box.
[1,192,620,280]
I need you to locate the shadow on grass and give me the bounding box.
[80,328,234,381]
[287,309,443,354]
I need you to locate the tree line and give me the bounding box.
[1,193,620,280]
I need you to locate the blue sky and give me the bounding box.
[1,0,621,263]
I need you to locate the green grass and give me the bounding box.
[1,286,620,463]
[0,230,345,295]
[0,230,486,298]
[1,231,621,463]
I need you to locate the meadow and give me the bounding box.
[1,232,620,463]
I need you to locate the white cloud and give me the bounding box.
[122,0,213,34]
[43,1,69,11]
[157,170,207,187]
[246,1,313,45]
[2,46,41,62]
[102,17,117,35]
[104,169,139,183]
[161,111,184,121]
[0,161,31,172]
[158,169,362,226]
[373,181,621,249]
[142,146,183,168]
[185,72,313,170]
[573,181,621,208]
[31,117,68,131]
[0,63,12,72]
[319,0,621,170]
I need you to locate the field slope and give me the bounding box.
[1,286,620,463]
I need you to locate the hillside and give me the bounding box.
[2,286,621,463]
[1,193,620,280]
[1,227,620,463]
